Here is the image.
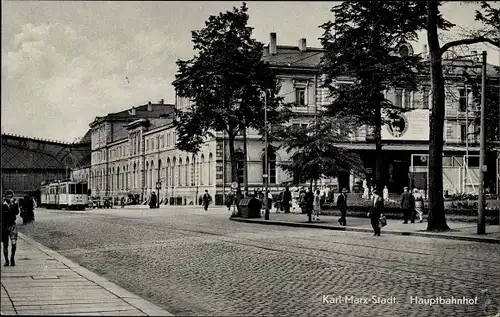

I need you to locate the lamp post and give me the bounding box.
[477,51,487,235]
[263,90,270,220]
[156,180,161,208]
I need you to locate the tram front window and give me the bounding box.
[70,184,76,194]
[76,183,83,194]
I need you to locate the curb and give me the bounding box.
[230,218,500,244]
[18,233,175,316]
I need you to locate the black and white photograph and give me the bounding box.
[1,1,499,316]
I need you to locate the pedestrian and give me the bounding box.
[299,188,307,214]
[2,197,19,266]
[304,187,314,222]
[383,185,389,201]
[149,191,157,209]
[400,187,414,224]
[413,188,424,223]
[266,190,273,213]
[313,189,321,221]
[337,188,348,226]
[225,190,234,211]
[202,190,212,211]
[282,186,292,214]
[368,189,383,236]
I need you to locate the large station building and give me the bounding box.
[77,33,499,205]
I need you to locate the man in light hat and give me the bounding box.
[337,188,348,226]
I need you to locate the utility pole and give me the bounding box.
[264,90,269,220]
[477,51,487,235]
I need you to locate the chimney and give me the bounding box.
[299,38,307,52]
[160,99,164,104]
[147,101,152,111]
[269,32,277,55]
[131,106,136,116]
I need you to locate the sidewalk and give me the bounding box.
[1,233,174,316]
[231,212,500,244]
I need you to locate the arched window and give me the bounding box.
[191,156,196,186]
[145,162,149,190]
[133,163,137,190]
[150,161,154,189]
[262,147,277,184]
[186,157,190,186]
[200,154,205,185]
[235,151,244,184]
[166,158,171,187]
[158,159,162,187]
[117,166,121,191]
[178,158,183,186]
[208,153,213,185]
[172,157,177,187]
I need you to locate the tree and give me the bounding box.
[424,1,499,232]
[279,117,365,222]
[319,1,425,193]
[173,3,286,196]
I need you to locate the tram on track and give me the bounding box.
[40,179,88,210]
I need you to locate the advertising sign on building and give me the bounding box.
[381,109,430,141]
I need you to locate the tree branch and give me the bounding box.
[440,36,499,56]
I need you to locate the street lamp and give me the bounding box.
[263,89,270,220]
[156,180,161,208]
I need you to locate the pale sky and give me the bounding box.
[2,1,499,142]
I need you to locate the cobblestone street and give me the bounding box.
[17,207,500,317]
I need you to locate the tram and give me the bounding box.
[40,179,89,210]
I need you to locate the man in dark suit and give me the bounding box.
[369,189,384,236]
[400,186,414,224]
[282,186,292,214]
[337,188,348,226]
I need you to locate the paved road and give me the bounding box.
[16,206,500,317]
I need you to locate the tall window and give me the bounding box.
[403,90,412,109]
[235,151,244,184]
[151,161,155,189]
[172,158,176,187]
[179,158,183,186]
[395,88,403,108]
[191,156,196,186]
[262,148,277,184]
[145,162,149,189]
[459,88,467,112]
[200,155,205,185]
[295,88,306,106]
[133,163,137,190]
[166,158,170,187]
[185,157,190,186]
[460,124,467,142]
[158,159,162,187]
[208,153,213,185]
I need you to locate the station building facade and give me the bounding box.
[80,33,499,205]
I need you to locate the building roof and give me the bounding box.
[262,45,323,69]
[90,102,175,127]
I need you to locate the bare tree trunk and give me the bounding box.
[426,1,450,232]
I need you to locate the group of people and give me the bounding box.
[400,187,425,223]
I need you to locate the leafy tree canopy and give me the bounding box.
[173,2,287,153]
[319,1,427,127]
[279,116,365,184]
